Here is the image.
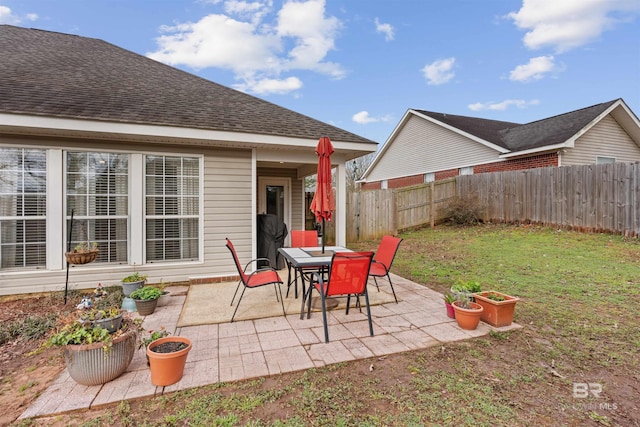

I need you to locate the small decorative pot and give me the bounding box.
[63,330,137,386]
[133,298,158,316]
[79,312,124,333]
[121,280,144,297]
[444,302,456,319]
[452,301,484,330]
[147,336,192,386]
[157,291,171,307]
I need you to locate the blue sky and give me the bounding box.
[1,0,639,145]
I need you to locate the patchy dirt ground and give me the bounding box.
[0,294,73,426]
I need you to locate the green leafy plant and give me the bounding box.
[139,326,170,349]
[130,286,163,301]
[43,314,143,354]
[80,308,122,321]
[442,292,456,304]
[486,292,506,302]
[451,279,482,293]
[72,241,98,253]
[455,294,474,309]
[122,272,147,283]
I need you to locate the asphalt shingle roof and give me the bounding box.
[0,25,374,144]
[414,99,619,153]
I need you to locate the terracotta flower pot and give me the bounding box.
[63,330,137,386]
[473,291,520,327]
[147,336,192,386]
[452,301,484,330]
[133,298,158,316]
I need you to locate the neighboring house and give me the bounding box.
[0,25,377,295]
[360,99,640,190]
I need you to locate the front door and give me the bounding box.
[258,177,291,244]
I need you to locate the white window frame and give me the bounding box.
[596,156,616,164]
[0,147,47,270]
[424,172,435,183]
[64,151,129,265]
[144,154,202,264]
[459,166,474,176]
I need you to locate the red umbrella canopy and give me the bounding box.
[310,136,335,222]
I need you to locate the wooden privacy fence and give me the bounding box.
[346,178,456,242]
[345,163,640,243]
[457,163,640,236]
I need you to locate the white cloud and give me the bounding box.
[234,76,302,94]
[352,111,392,124]
[509,55,556,81]
[147,0,343,95]
[468,99,540,112]
[507,0,640,53]
[374,17,394,41]
[0,5,37,24]
[421,58,456,85]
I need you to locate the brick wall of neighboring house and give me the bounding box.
[362,153,560,190]
[435,168,459,180]
[474,153,559,174]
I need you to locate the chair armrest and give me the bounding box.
[243,257,273,272]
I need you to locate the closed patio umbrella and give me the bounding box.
[309,136,335,253]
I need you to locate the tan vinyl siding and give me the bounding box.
[562,115,640,166]
[367,115,500,182]
[0,136,254,295]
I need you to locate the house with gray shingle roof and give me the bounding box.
[0,25,377,296]
[360,99,640,190]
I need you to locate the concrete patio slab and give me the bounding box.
[20,274,522,421]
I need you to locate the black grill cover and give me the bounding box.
[257,214,288,269]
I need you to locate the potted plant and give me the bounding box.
[44,313,142,386]
[129,285,163,315]
[65,241,99,265]
[452,295,484,330]
[450,279,482,302]
[79,307,124,333]
[155,281,171,307]
[146,335,192,386]
[121,272,147,297]
[443,292,456,319]
[473,290,520,327]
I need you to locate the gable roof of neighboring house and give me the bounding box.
[363,98,640,180]
[0,25,375,149]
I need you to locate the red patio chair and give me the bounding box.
[225,238,285,322]
[301,251,374,343]
[369,235,403,303]
[286,230,319,298]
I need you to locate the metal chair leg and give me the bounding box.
[230,287,247,322]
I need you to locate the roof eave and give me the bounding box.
[0,113,378,153]
[499,143,566,159]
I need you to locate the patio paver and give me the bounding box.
[19,274,522,421]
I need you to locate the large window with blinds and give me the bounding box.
[66,152,129,263]
[145,155,200,262]
[0,148,47,269]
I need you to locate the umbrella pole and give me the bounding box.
[322,218,325,253]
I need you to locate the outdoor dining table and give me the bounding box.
[278,246,350,304]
